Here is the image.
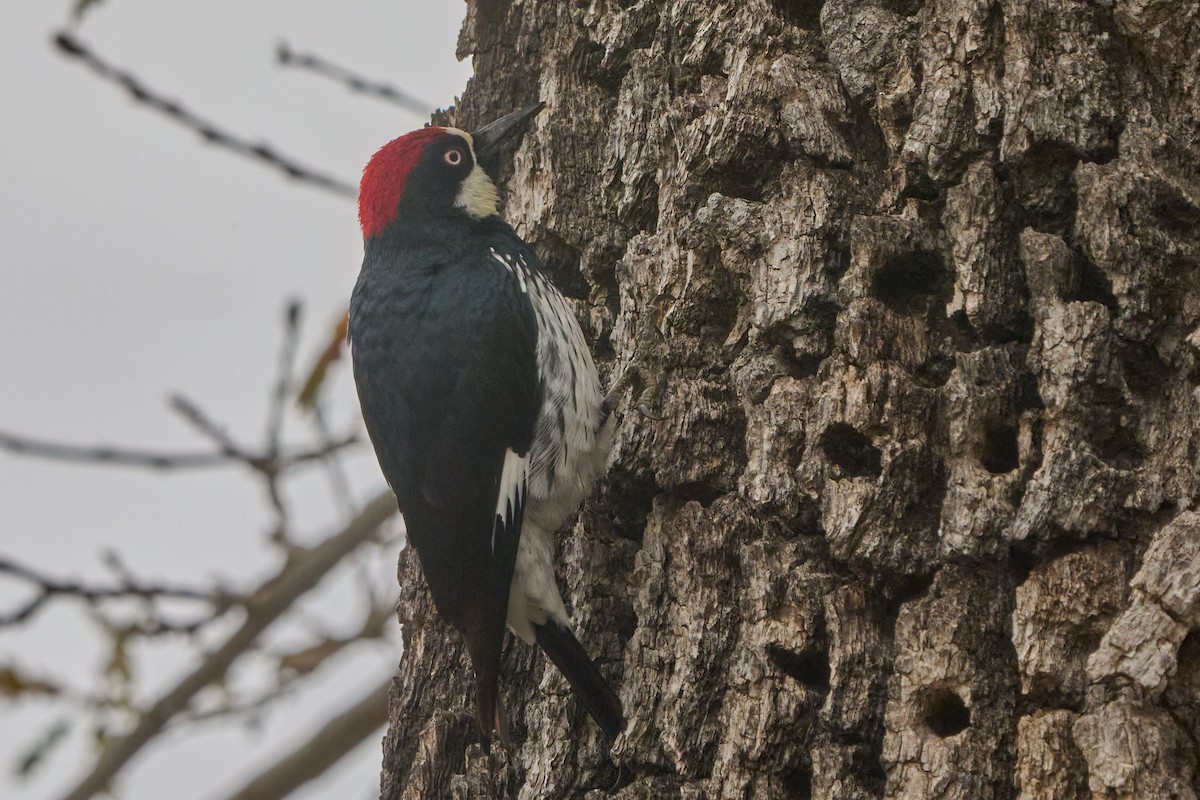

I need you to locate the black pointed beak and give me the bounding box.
[471,102,544,161]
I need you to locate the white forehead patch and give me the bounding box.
[444,127,474,149]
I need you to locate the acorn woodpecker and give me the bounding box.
[349,104,624,746]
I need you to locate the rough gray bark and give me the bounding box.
[380,1,1200,797]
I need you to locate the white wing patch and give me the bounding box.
[490,248,528,294]
[486,243,607,526]
[494,447,528,555]
[525,271,605,506]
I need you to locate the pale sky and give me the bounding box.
[0,1,472,797]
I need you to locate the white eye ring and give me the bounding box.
[444,148,464,166]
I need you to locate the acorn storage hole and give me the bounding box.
[921,688,971,738]
[870,250,951,316]
[819,423,882,478]
[773,0,823,30]
[780,762,813,800]
[1060,254,1117,310]
[767,644,831,694]
[980,421,1020,474]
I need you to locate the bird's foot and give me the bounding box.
[601,360,665,424]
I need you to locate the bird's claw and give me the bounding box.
[634,371,665,420]
[603,361,665,423]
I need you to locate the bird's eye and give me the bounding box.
[444,148,464,166]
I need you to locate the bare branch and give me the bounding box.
[52,31,356,198]
[57,492,397,800]
[0,426,357,473]
[276,41,432,115]
[0,557,225,628]
[218,677,392,800]
[0,428,236,470]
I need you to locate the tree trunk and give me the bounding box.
[380,0,1200,797]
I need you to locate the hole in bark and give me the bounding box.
[780,762,813,799]
[1074,627,1106,662]
[602,467,660,541]
[984,307,1034,347]
[780,351,823,380]
[1060,254,1118,310]
[1010,142,1079,236]
[901,170,939,201]
[890,569,937,606]
[1151,181,1200,235]
[948,308,981,352]
[922,688,970,737]
[709,167,768,203]
[767,644,831,693]
[1016,372,1046,411]
[905,455,947,547]
[980,421,1020,474]
[671,482,723,508]
[788,503,822,537]
[819,423,882,478]
[572,39,630,95]
[1008,544,1036,584]
[773,0,823,30]
[1086,406,1144,469]
[1119,340,1172,396]
[881,0,924,15]
[871,250,951,317]
[911,352,955,388]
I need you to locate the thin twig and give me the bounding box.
[168,394,247,458]
[310,403,359,517]
[0,428,230,470]
[57,492,397,800]
[265,301,303,462]
[0,557,225,628]
[0,426,356,472]
[117,613,230,639]
[178,675,302,727]
[53,31,356,198]
[260,302,304,532]
[276,41,432,115]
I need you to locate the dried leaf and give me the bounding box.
[105,628,135,707]
[0,664,61,699]
[296,310,349,410]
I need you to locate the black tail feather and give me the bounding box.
[535,620,625,737]
[474,672,513,750]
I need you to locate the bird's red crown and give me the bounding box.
[358,127,448,239]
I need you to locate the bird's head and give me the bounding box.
[358,103,544,239]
